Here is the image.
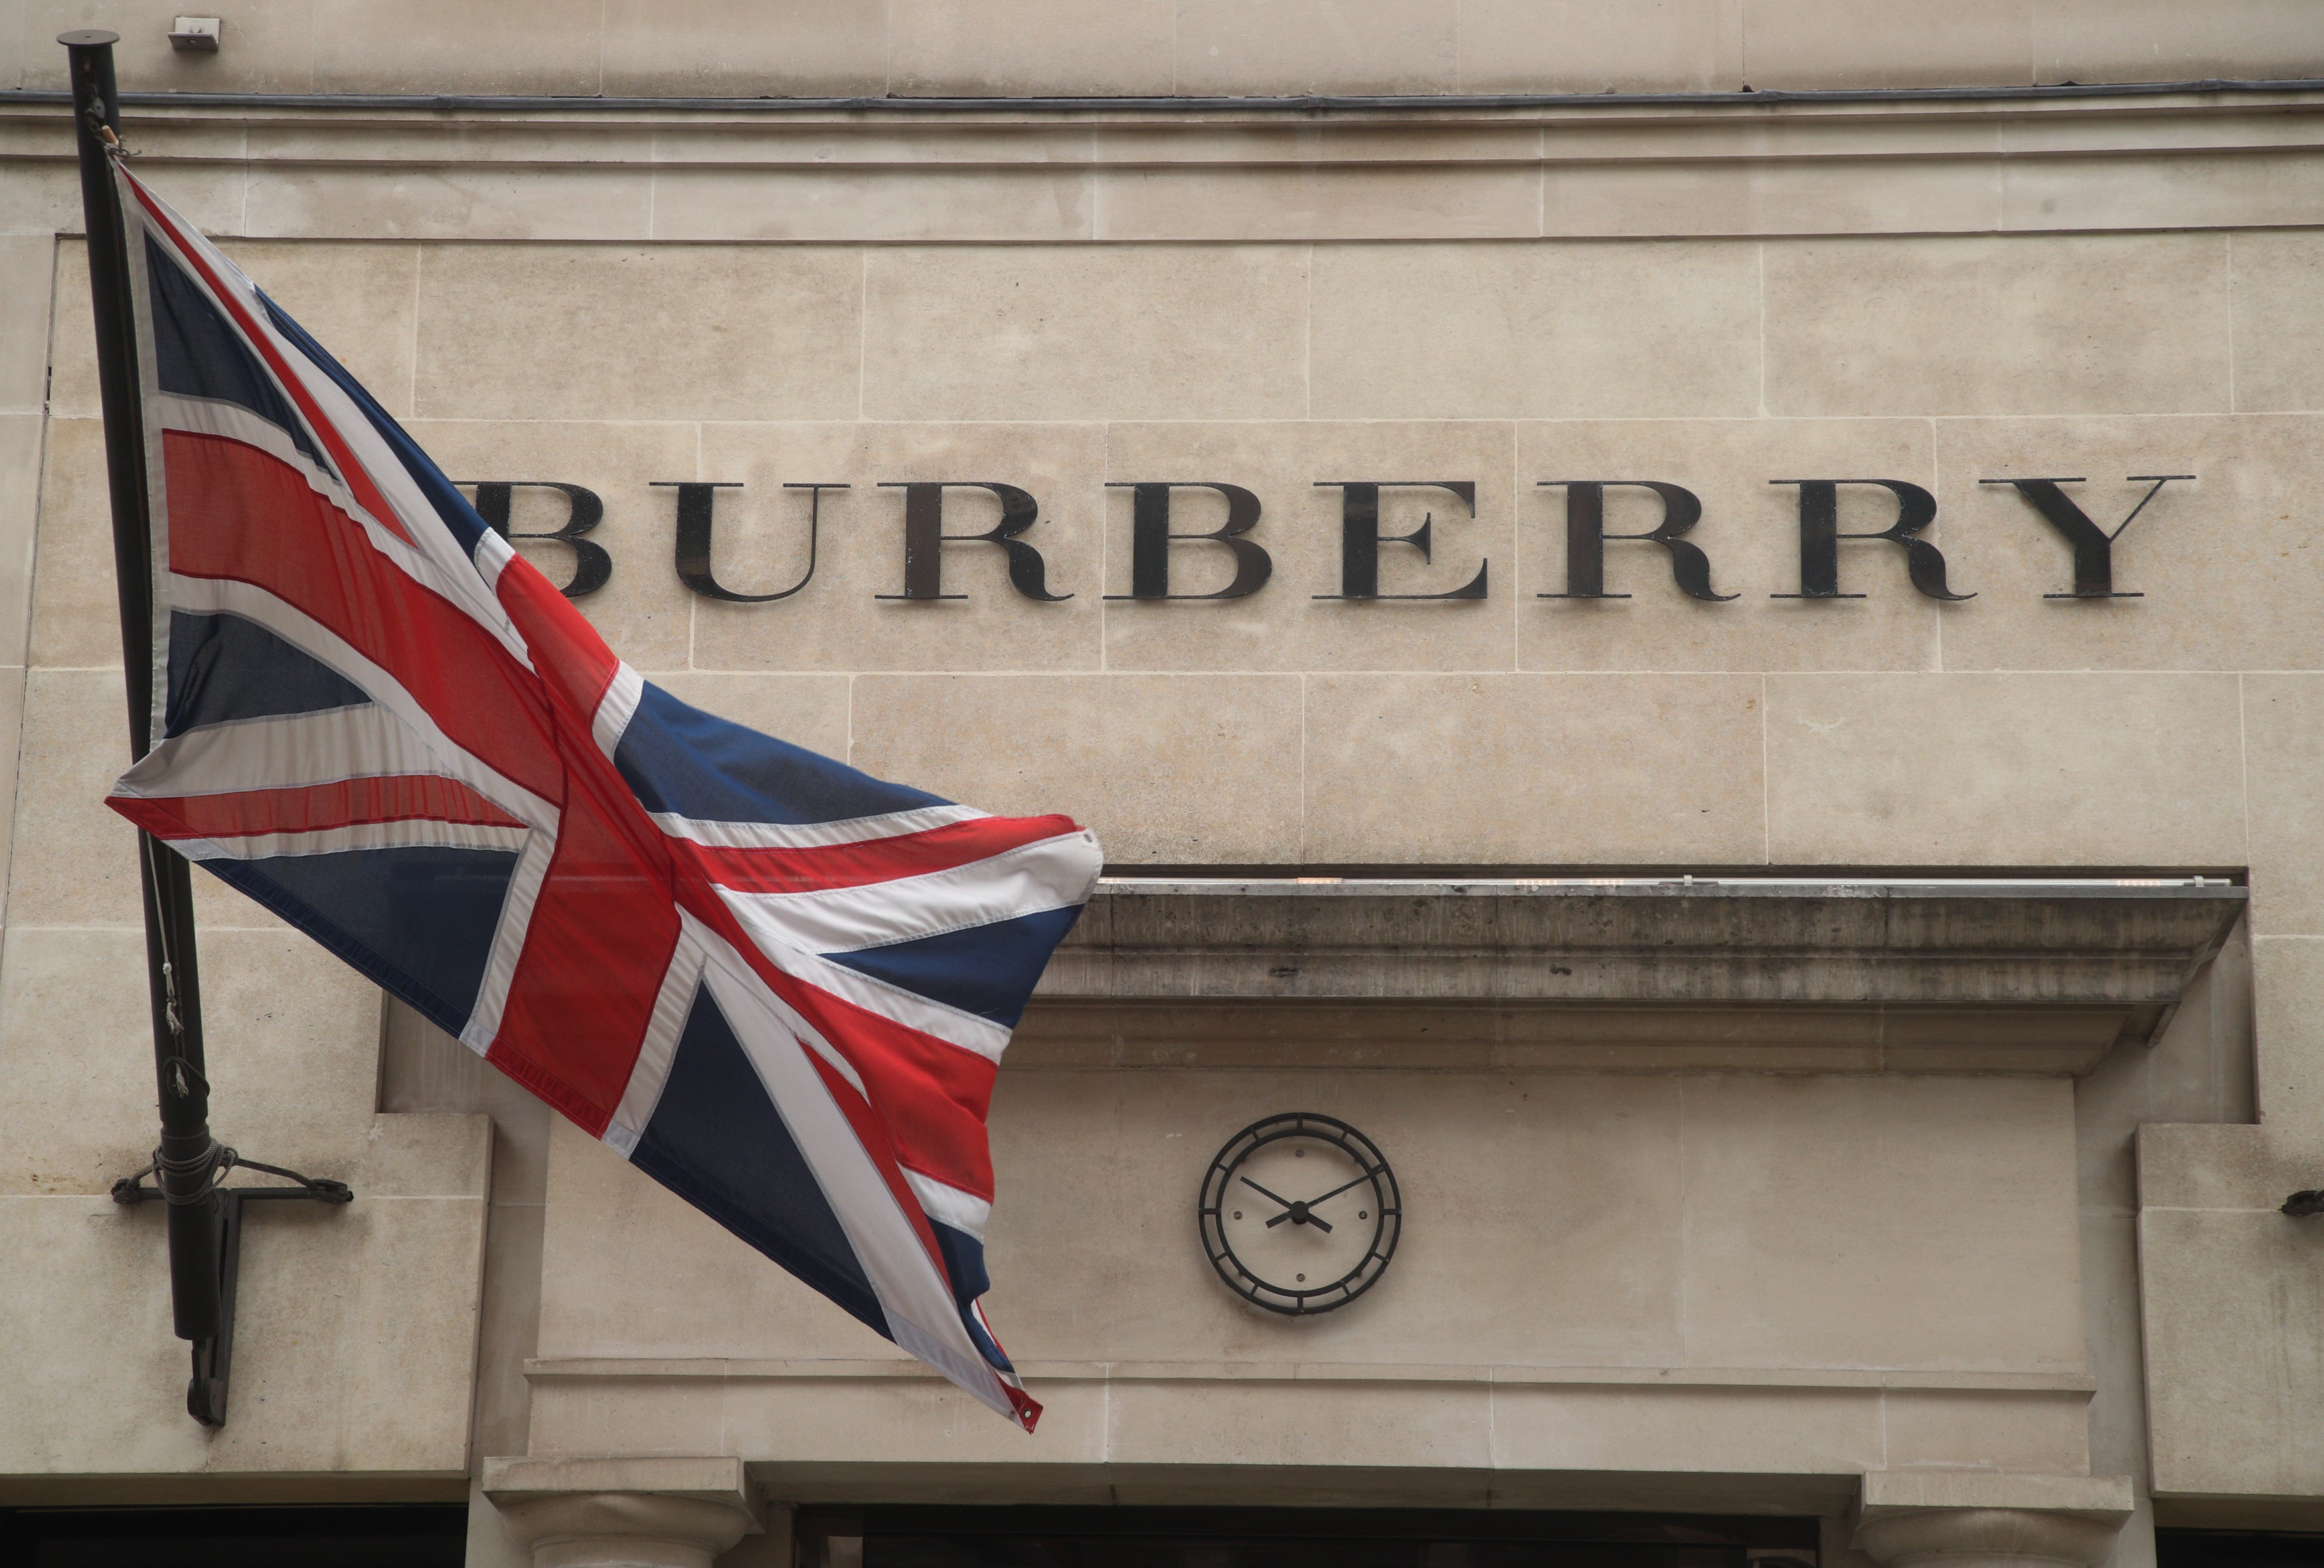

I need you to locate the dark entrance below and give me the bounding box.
[798,1506,1823,1568]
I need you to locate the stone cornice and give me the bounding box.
[1038,879,2244,1056]
[11,78,2324,112]
[5,87,2324,240]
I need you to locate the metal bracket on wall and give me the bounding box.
[112,1151,353,1426]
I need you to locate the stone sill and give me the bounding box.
[522,1356,2096,1394]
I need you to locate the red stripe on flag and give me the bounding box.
[162,430,563,801]
[124,172,414,545]
[114,773,525,842]
[684,815,1080,896]
[485,779,681,1137]
[822,1006,999,1202]
[483,563,677,1136]
[492,547,621,729]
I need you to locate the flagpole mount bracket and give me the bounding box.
[112,1146,353,1427]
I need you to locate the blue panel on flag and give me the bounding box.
[616,682,950,826]
[165,611,373,738]
[205,847,519,1037]
[928,1219,1015,1373]
[823,905,1082,1028]
[146,237,331,473]
[633,984,893,1340]
[260,295,493,555]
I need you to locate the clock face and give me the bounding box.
[1198,1113,1401,1316]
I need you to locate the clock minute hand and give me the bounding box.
[1301,1164,1384,1209]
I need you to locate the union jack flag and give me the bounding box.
[99,158,1100,1427]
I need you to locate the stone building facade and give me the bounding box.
[3,5,2324,1566]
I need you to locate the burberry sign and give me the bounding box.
[463,472,2195,605]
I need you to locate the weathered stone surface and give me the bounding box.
[484,1454,758,1568]
[1044,880,2246,1027]
[1853,1470,2134,1568]
[11,27,2324,1538]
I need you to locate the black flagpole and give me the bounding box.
[62,31,353,1430]
[59,29,230,1425]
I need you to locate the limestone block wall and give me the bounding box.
[3,86,2323,1522]
[24,222,2315,880]
[3,0,2322,98]
[521,1065,2096,1483]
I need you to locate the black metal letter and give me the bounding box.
[1313,481,1488,601]
[1538,481,1734,602]
[652,481,844,603]
[874,482,1070,602]
[1102,482,1271,601]
[1770,479,1973,601]
[464,481,613,597]
[1979,474,2192,599]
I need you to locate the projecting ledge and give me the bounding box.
[483,1456,765,1568]
[1853,1471,2135,1568]
[1033,880,2244,1061]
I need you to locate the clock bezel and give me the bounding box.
[1197,1111,1402,1316]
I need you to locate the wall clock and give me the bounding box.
[1198,1112,1402,1315]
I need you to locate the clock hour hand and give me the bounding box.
[1241,1176,1333,1232]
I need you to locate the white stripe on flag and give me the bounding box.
[593,663,645,764]
[718,830,1098,953]
[647,803,987,852]
[117,704,448,799]
[604,925,707,1156]
[169,819,529,861]
[902,1169,993,1244]
[711,888,1012,1064]
[458,824,559,1058]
